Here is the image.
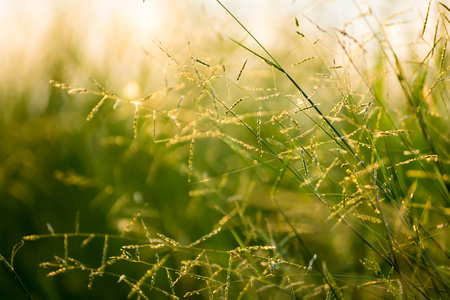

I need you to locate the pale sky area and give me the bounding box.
[0,0,436,110]
[0,0,433,56]
[0,0,432,53]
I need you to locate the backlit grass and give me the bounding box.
[1,1,449,299]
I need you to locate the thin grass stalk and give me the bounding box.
[216,0,397,269]
[352,0,450,201]
[0,253,33,300]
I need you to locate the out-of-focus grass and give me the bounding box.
[1,0,449,299]
[0,2,197,299]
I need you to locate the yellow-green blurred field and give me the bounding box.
[1,1,449,299]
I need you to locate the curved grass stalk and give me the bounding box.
[216,0,395,262]
[216,1,405,210]
[216,1,450,297]
[350,0,450,203]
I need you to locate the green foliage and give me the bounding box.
[1,1,449,299]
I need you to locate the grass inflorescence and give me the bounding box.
[7,0,450,299]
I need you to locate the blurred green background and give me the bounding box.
[0,2,192,298]
[0,0,443,299]
[0,1,274,298]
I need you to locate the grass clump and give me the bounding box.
[3,0,449,299]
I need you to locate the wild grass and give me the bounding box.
[2,0,449,299]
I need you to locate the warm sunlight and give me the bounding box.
[1,1,448,299]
